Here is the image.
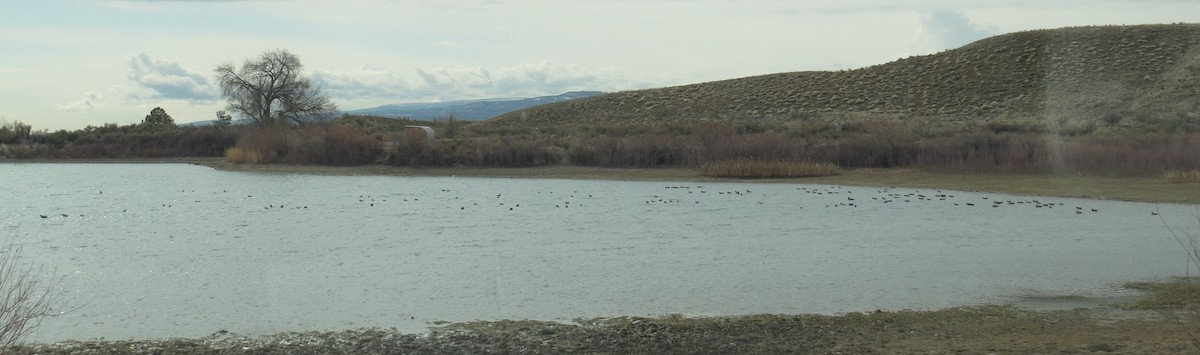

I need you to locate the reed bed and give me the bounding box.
[1164,170,1200,183]
[224,147,261,164]
[700,159,842,178]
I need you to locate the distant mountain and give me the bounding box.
[344,91,603,121]
[179,118,254,127]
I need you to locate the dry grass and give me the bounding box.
[224,147,261,164]
[700,159,841,178]
[1123,278,1200,310]
[1165,170,1200,183]
[487,24,1200,133]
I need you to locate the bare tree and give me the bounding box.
[214,49,337,128]
[0,241,60,351]
[214,110,233,126]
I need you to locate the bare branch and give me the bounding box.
[213,49,337,128]
[0,241,62,351]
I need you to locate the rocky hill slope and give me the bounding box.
[488,24,1200,132]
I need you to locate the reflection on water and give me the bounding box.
[0,163,1193,342]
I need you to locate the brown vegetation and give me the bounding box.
[0,123,238,159]
[701,159,841,178]
[0,242,61,352]
[5,25,1198,180]
[12,300,1200,354]
[488,24,1200,134]
[1165,169,1200,183]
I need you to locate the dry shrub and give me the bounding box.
[700,159,841,178]
[286,125,382,165]
[1166,170,1200,183]
[567,135,700,167]
[1058,134,1200,176]
[224,147,260,164]
[389,129,448,166]
[701,132,813,163]
[985,120,1045,134]
[0,144,46,159]
[452,137,561,167]
[914,133,1051,173]
[823,119,919,168]
[0,241,61,351]
[175,126,239,157]
[234,127,287,163]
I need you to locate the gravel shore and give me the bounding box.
[14,306,1197,354]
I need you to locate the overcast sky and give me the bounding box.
[2,0,1196,130]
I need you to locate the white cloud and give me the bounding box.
[907,10,997,54]
[55,91,103,112]
[313,60,638,104]
[125,51,218,101]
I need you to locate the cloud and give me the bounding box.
[125,52,218,101]
[312,60,636,103]
[907,10,997,54]
[55,91,102,112]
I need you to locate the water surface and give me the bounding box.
[0,163,1193,342]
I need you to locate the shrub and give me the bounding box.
[0,241,61,351]
[452,137,562,167]
[286,125,383,165]
[225,147,261,164]
[913,133,1051,173]
[389,129,450,166]
[700,159,842,178]
[985,120,1044,134]
[567,135,700,167]
[234,127,288,163]
[1165,170,1200,183]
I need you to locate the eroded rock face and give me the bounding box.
[488,24,1200,133]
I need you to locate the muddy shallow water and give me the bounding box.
[0,163,1193,342]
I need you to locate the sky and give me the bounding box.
[1,0,1197,130]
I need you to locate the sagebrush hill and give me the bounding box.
[487,24,1200,133]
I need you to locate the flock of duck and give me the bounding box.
[34,183,1147,222]
[639,184,1128,217]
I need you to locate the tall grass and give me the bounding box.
[231,127,288,163]
[1166,170,1200,183]
[701,159,841,178]
[224,147,261,164]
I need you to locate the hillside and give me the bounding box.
[344,91,602,121]
[488,24,1200,132]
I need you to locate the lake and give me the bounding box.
[0,163,1195,342]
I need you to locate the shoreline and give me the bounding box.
[11,158,1190,204]
[16,304,1196,354]
[3,157,1197,204]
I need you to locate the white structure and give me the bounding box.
[403,125,435,139]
